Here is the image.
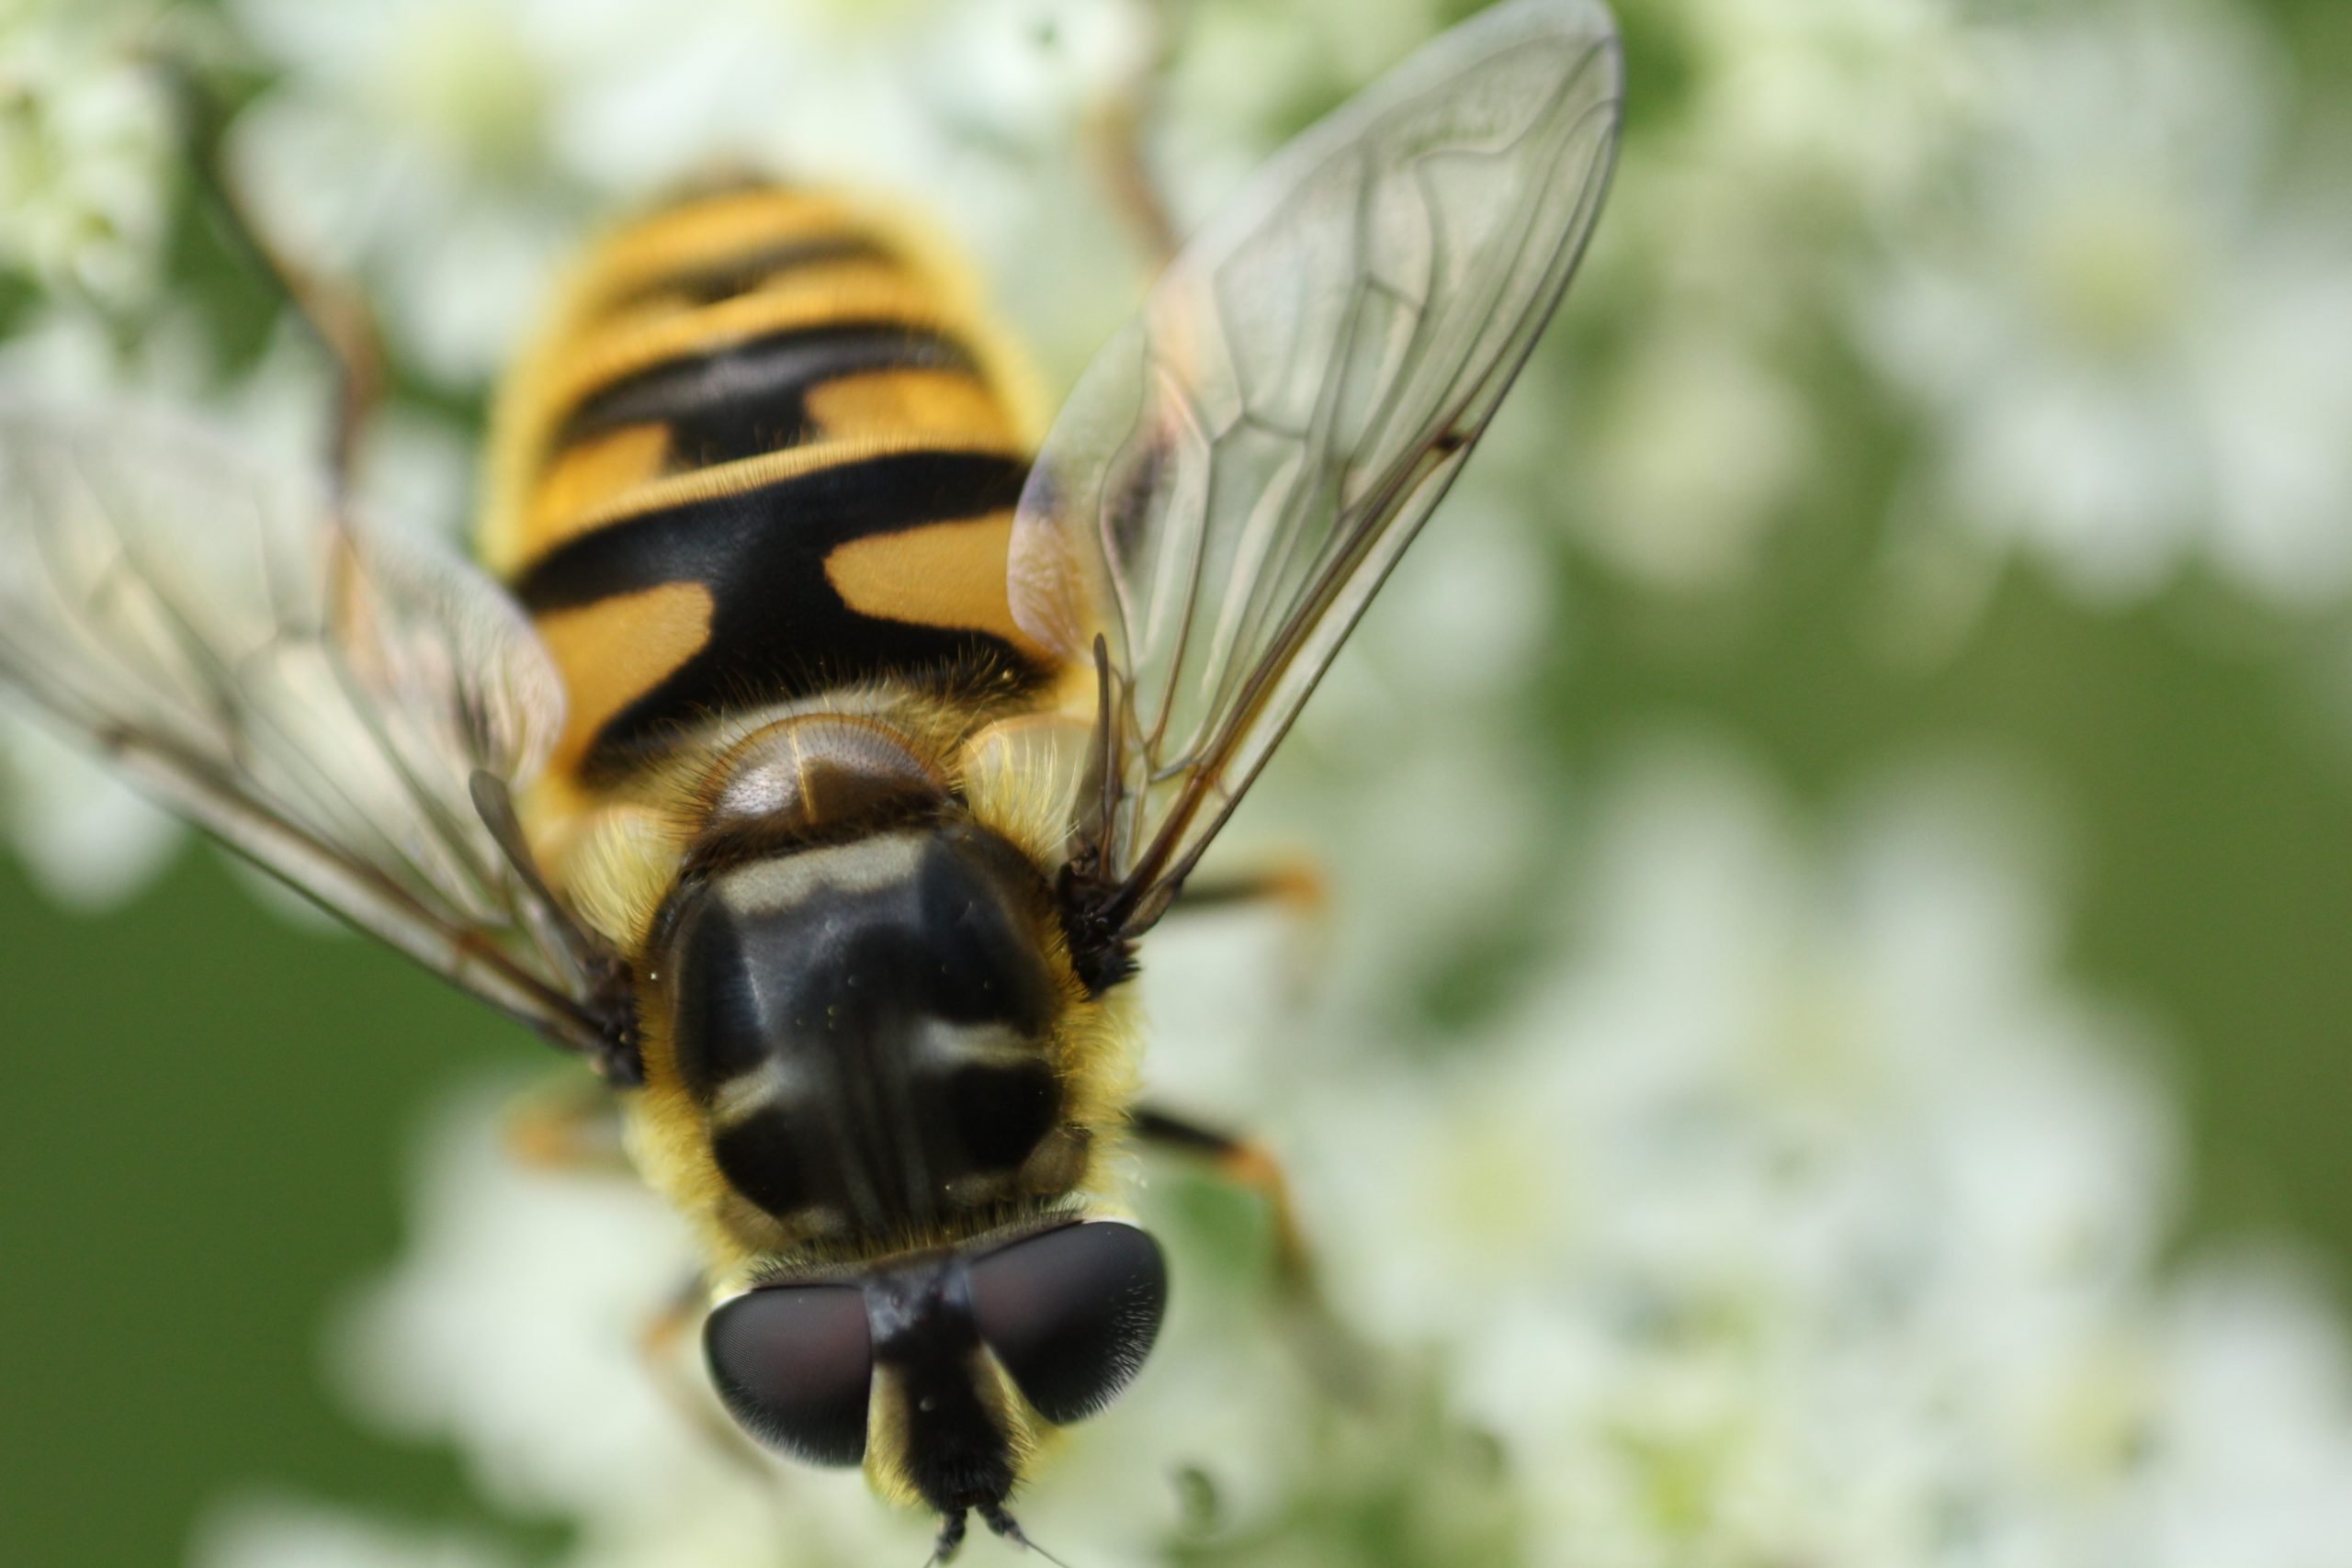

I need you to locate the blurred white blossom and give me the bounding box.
[0,0,175,306]
[220,0,1155,386]
[1295,749,2169,1563]
[1577,325,1815,592]
[1663,0,1984,228]
[190,1495,513,1568]
[223,0,629,380]
[1567,0,1984,592]
[1860,1,2352,608]
[0,306,203,907]
[322,1082,758,1543]
[0,701,180,909]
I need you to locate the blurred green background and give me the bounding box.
[6,0,2352,1562]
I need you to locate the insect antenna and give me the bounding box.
[922,1509,968,1567]
[979,1502,1077,1568]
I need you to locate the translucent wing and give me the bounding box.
[0,400,637,1076]
[1008,0,1622,956]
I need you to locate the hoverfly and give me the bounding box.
[0,1,1620,1555]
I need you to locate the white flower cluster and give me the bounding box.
[1562,0,2352,618]
[1292,748,2352,1566]
[0,0,175,307]
[1571,0,1985,592]
[220,0,1158,384]
[1859,2,2352,612]
[189,744,2352,1567]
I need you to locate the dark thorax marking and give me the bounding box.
[667,826,1069,1238]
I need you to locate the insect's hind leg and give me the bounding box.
[1083,1,1182,268]
[153,58,385,502]
[1164,853,1333,1003]
[1130,1103,1374,1401]
[1132,1106,1317,1289]
[637,1278,798,1490]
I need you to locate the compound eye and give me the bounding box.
[967,1221,1167,1424]
[703,1283,873,1465]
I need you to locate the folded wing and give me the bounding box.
[1008,0,1623,952]
[0,400,636,1073]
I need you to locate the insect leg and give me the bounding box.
[1165,856,1328,919]
[638,1279,798,1488]
[1163,855,1332,1004]
[1084,1,1181,267]
[1131,1106,1314,1284]
[1130,1104,1373,1400]
[503,1076,633,1176]
[159,60,386,502]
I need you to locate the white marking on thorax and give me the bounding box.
[712,832,925,915]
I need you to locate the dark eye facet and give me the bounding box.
[704,1283,874,1465]
[967,1222,1168,1424]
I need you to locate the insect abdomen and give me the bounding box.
[480,186,1052,786]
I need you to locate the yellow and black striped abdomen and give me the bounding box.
[481,186,1055,787]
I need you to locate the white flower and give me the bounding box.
[0,1,175,307]
[1236,477,1566,1021]
[189,1494,513,1568]
[219,0,1156,388]
[1157,0,1447,218]
[1290,739,2352,1567]
[1576,326,1816,593]
[326,1077,709,1524]
[1859,1,2352,609]
[1553,0,1984,595]
[1,700,182,909]
[2131,1254,2352,1566]
[223,0,614,382]
[1665,0,1984,224]
[0,307,205,908]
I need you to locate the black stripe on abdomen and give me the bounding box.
[556,322,974,469]
[514,448,1038,779]
[601,233,896,311]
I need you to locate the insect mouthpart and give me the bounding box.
[927,1500,1073,1567]
[705,1221,1169,1524]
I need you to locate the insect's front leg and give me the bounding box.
[1130,1103,1374,1401]
[637,1278,797,1488]
[155,58,386,503]
[503,1087,791,1489]
[503,1076,634,1175]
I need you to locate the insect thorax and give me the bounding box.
[655,815,1091,1252]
